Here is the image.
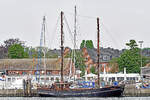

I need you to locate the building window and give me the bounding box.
[103,55,108,61]
[85,57,88,61]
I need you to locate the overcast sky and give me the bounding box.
[0,0,149,50]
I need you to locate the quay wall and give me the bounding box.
[0,89,38,97]
[124,84,150,97]
[0,85,150,97]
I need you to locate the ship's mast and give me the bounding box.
[43,16,46,84]
[73,6,77,81]
[60,11,64,83]
[97,17,100,87]
[37,16,46,82]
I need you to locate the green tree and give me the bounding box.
[117,40,146,73]
[86,40,94,49]
[36,46,44,58]
[90,66,96,74]
[109,58,119,73]
[29,48,38,58]
[80,40,86,49]
[24,47,29,58]
[0,38,25,58]
[80,40,94,49]
[80,67,85,77]
[8,44,26,59]
[73,50,86,76]
[126,40,138,49]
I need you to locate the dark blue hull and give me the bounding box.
[38,85,124,97]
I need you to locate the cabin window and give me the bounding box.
[55,77,59,80]
[130,77,133,80]
[136,77,138,80]
[111,77,115,82]
[51,77,54,81]
[9,72,11,75]
[117,77,124,81]
[7,78,11,82]
[109,78,112,81]
[56,77,59,82]
[35,71,40,75]
[101,78,104,81]
[46,77,49,80]
[37,78,39,81]
[41,78,44,81]
[12,78,16,82]
[23,72,26,75]
[47,72,51,75]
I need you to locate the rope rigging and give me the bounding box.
[64,11,122,49]
[49,14,61,49]
[64,11,96,20]
[64,15,74,45]
[101,22,120,48]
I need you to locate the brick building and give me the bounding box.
[82,48,118,73]
[0,58,75,76]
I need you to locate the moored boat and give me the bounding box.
[38,84,124,97]
[37,7,125,97]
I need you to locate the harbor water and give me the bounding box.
[0,97,150,100]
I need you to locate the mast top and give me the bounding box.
[61,11,64,15]
[43,16,45,20]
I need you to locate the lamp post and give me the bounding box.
[138,41,143,81]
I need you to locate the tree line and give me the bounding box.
[0,38,57,59]
[1,38,150,74]
[111,40,150,73]
[0,38,27,59]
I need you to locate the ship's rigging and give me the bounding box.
[37,6,125,97]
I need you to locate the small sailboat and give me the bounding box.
[37,7,125,97]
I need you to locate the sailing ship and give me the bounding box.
[37,7,125,97]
